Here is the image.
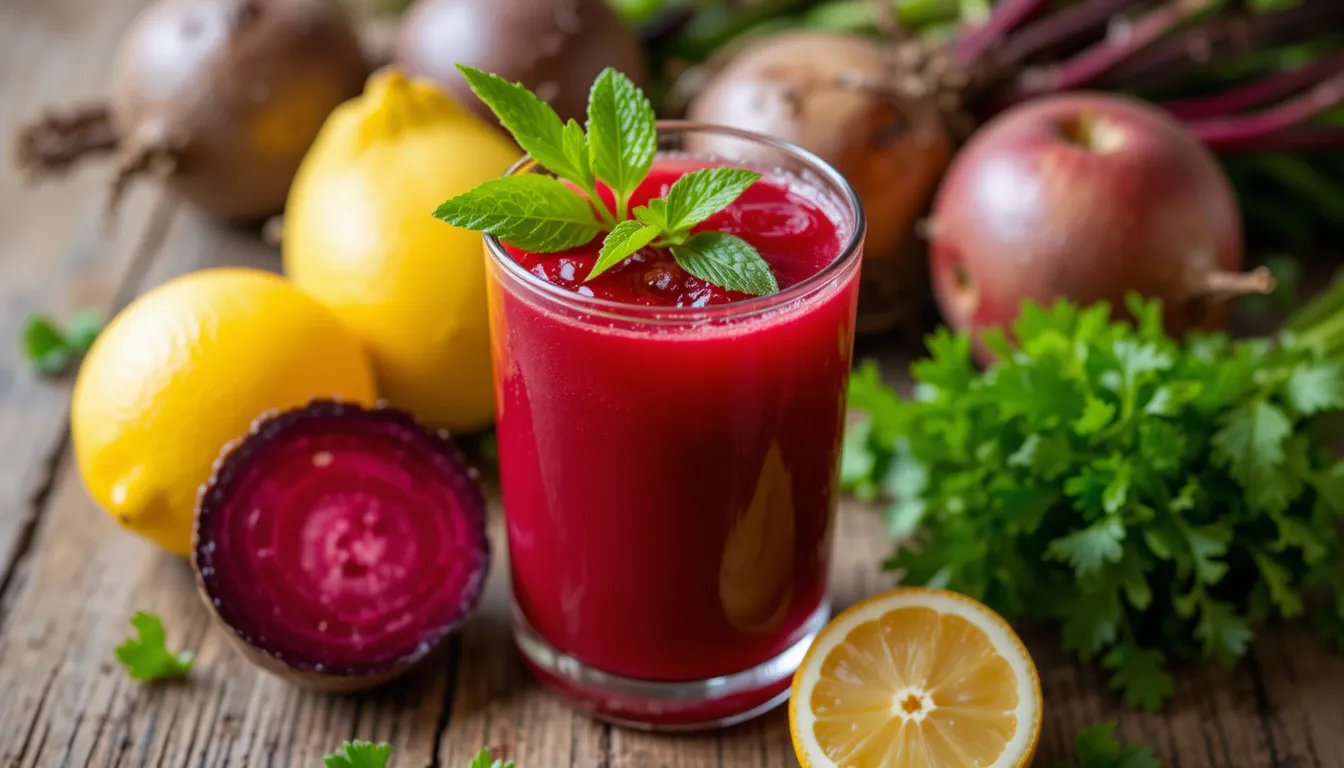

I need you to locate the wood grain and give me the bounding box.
[3,0,1344,764]
[0,0,171,612]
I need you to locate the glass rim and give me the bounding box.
[482,119,866,324]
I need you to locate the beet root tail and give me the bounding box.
[1197,266,1277,299]
[12,103,119,180]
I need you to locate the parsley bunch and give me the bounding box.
[845,294,1344,710]
[434,66,778,296]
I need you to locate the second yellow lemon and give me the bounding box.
[282,68,522,432]
[72,268,377,556]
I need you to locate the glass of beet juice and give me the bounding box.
[485,122,864,730]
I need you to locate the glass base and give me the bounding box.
[511,600,830,732]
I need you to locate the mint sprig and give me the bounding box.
[433,66,778,297]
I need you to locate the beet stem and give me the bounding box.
[1189,72,1344,152]
[995,0,1145,67]
[952,0,1051,65]
[1209,124,1344,155]
[12,104,119,179]
[1199,267,1276,298]
[1162,51,1344,121]
[1095,0,1344,92]
[1012,0,1215,96]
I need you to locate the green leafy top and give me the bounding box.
[1054,722,1160,768]
[22,308,102,376]
[433,66,778,297]
[114,612,194,682]
[844,294,1344,711]
[323,740,391,768]
[467,748,516,768]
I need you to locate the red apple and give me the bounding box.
[928,92,1271,362]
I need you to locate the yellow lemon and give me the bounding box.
[282,68,521,432]
[790,588,1042,768]
[72,268,377,556]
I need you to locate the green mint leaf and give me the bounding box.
[1046,518,1126,577]
[660,167,760,234]
[467,748,515,768]
[586,67,656,219]
[63,308,103,352]
[1285,360,1344,415]
[22,315,74,376]
[456,65,591,190]
[588,219,661,281]
[434,176,601,253]
[633,198,670,230]
[324,740,391,768]
[114,611,194,682]
[561,118,594,188]
[671,232,779,297]
[1211,400,1291,511]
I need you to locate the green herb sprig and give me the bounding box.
[22,308,102,376]
[324,740,391,768]
[114,611,194,682]
[844,294,1344,711]
[433,66,778,297]
[1055,722,1160,768]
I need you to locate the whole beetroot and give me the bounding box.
[393,0,649,126]
[14,0,368,222]
[929,92,1273,362]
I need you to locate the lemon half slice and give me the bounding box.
[790,588,1042,768]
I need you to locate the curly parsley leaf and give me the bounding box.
[324,740,391,768]
[1055,721,1160,768]
[114,612,193,682]
[845,295,1344,710]
[467,748,516,768]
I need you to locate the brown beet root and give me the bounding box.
[684,31,957,336]
[195,401,490,691]
[14,0,367,222]
[392,0,649,126]
[929,92,1271,363]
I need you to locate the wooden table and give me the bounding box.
[4,0,1344,765]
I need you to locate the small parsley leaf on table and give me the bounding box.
[433,66,776,297]
[114,612,194,681]
[1055,721,1160,768]
[21,308,103,376]
[323,740,391,768]
[468,747,516,768]
[844,294,1344,710]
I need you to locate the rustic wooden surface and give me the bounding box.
[4,0,1344,765]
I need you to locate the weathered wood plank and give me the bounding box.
[0,0,167,609]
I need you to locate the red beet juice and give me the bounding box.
[484,126,864,729]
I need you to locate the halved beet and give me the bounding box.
[194,400,489,691]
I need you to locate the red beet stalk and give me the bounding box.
[1011,0,1216,97]
[994,0,1145,67]
[1162,52,1344,121]
[953,0,1051,65]
[1209,125,1344,155]
[1189,71,1344,152]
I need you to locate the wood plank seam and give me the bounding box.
[0,195,176,635]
